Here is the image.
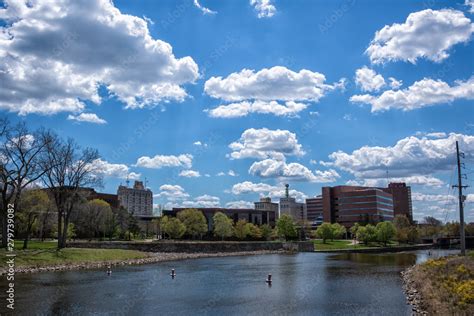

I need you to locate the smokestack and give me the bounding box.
[285,184,289,198]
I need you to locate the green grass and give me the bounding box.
[1,241,150,269]
[14,240,57,250]
[313,239,400,251]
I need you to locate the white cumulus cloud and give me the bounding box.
[350,77,474,112]
[0,0,199,115]
[179,169,201,178]
[204,66,344,118]
[135,154,193,169]
[329,133,474,179]
[366,9,474,64]
[229,128,305,160]
[355,66,386,92]
[89,159,140,180]
[226,200,254,209]
[206,100,308,118]
[231,181,307,202]
[249,158,339,183]
[250,0,276,18]
[67,113,107,124]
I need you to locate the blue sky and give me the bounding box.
[1,0,473,222]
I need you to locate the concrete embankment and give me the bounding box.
[315,244,433,253]
[67,240,316,253]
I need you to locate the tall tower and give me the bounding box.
[285,184,289,198]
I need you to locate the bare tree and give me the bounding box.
[0,120,52,248]
[41,136,102,249]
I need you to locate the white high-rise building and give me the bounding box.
[279,184,307,222]
[117,181,153,217]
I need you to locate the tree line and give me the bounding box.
[160,210,299,241]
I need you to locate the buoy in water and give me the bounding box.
[107,265,112,275]
[170,268,176,278]
[265,274,272,284]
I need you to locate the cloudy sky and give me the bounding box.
[1,0,473,222]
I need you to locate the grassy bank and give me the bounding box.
[1,241,150,270]
[313,239,399,251]
[404,252,474,315]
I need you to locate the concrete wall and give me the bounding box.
[67,241,315,253]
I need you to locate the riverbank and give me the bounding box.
[402,253,474,315]
[313,239,433,253]
[0,248,284,275]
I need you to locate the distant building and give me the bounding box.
[117,181,153,217]
[382,182,413,223]
[305,182,412,228]
[306,195,323,228]
[254,197,279,221]
[279,184,307,222]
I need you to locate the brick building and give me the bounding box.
[305,182,412,228]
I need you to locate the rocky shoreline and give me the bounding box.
[0,250,285,275]
[401,265,427,316]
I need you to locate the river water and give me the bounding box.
[1,249,457,315]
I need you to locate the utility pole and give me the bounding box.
[453,141,467,256]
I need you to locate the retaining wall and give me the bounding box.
[67,240,315,253]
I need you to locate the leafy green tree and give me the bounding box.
[127,214,141,240]
[315,222,334,243]
[161,216,186,239]
[349,223,360,239]
[443,221,460,237]
[407,226,419,244]
[356,224,377,245]
[393,215,410,230]
[260,224,273,241]
[213,212,234,240]
[177,209,208,239]
[246,223,262,239]
[276,214,297,240]
[396,227,409,244]
[234,219,250,240]
[376,221,396,246]
[331,223,346,240]
[18,189,50,249]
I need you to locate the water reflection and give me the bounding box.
[0,250,459,315]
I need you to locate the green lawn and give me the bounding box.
[313,239,400,251]
[14,240,57,250]
[1,241,150,269]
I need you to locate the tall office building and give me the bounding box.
[305,182,411,228]
[279,184,307,222]
[117,180,153,217]
[382,182,413,223]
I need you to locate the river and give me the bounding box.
[1,249,457,315]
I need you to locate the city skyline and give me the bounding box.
[1,0,473,223]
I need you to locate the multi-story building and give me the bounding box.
[382,182,413,222]
[306,195,323,228]
[117,181,153,217]
[306,182,412,228]
[254,197,279,221]
[280,184,307,222]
